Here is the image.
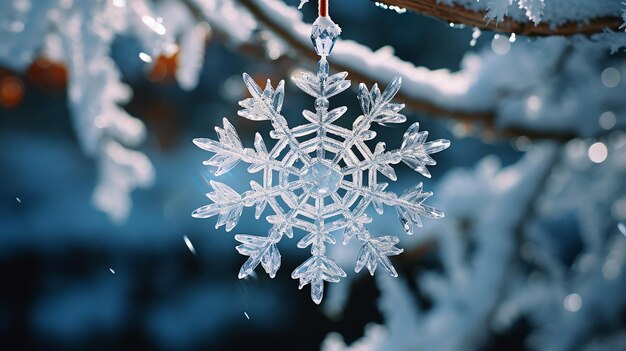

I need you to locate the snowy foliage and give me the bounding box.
[192,57,449,303]
[517,0,545,24]
[0,0,251,221]
[451,0,620,26]
[485,0,513,23]
[484,0,546,24]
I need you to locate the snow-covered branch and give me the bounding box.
[375,0,623,36]
[0,0,236,221]
[237,0,626,140]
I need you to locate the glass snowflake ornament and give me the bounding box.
[192,15,450,304]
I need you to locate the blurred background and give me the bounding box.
[1,0,626,350]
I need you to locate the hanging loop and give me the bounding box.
[319,0,328,17]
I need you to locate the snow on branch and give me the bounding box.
[0,1,156,222]
[0,0,218,221]
[375,0,623,35]
[236,0,626,141]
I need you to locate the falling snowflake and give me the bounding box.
[297,0,310,9]
[192,16,449,304]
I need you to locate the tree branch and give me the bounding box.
[374,0,624,36]
[235,0,583,141]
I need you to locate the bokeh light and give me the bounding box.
[588,142,608,163]
[563,293,582,312]
[601,67,621,88]
[0,75,24,108]
[491,34,510,55]
[599,111,616,130]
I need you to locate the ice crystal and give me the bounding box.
[192,57,449,304]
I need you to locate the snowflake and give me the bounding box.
[192,22,449,304]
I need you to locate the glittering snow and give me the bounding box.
[184,235,197,255]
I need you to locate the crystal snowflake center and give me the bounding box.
[300,160,342,197]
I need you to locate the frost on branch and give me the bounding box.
[193,57,450,303]
[0,0,223,221]
[452,0,616,26]
[0,0,245,221]
[518,0,545,24]
[485,0,514,23]
[484,0,545,24]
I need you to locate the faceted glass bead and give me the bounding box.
[310,16,341,57]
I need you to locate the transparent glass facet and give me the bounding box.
[310,16,341,57]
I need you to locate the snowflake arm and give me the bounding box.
[239,73,312,166]
[292,61,351,101]
[398,122,451,178]
[395,183,444,234]
[342,119,451,181]
[356,78,406,126]
[327,191,404,277]
[235,233,281,278]
[192,180,243,231]
[292,253,347,304]
[266,192,311,239]
[235,191,312,279]
[331,77,406,167]
[192,118,299,176]
[341,180,444,235]
[327,192,373,243]
[292,180,347,304]
[355,233,404,277]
